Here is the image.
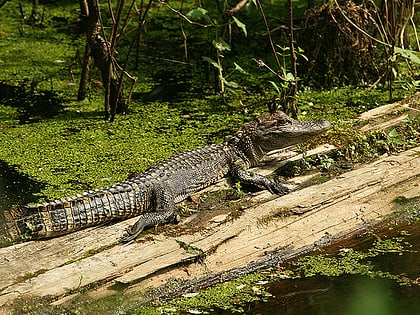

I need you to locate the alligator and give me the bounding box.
[5,111,330,242]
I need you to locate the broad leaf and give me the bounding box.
[202,56,221,70]
[232,16,247,37]
[285,72,295,81]
[394,47,420,64]
[212,38,231,52]
[186,7,210,20]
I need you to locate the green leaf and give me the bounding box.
[212,38,231,52]
[388,129,399,138]
[232,16,247,37]
[297,47,309,61]
[233,62,247,74]
[222,78,239,88]
[285,72,295,81]
[269,81,281,94]
[394,47,420,64]
[186,7,209,20]
[202,56,221,70]
[276,45,290,52]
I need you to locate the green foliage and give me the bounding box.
[233,181,244,199]
[0,0,417,202]
[394,47,420,65]
[186,7,210,21]
[232,16,247,37]
[186,3,249,95]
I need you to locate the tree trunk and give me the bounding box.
[79,0,124,121]
[287,0,298,118]
[77,42,92,101]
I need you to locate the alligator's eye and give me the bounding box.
[276,118,289,126]
[262,120,277,129]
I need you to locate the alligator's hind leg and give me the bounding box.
[120,181,176,242]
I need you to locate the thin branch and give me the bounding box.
[333,0,390,47]
[255,0,282,75]
[411,17,420,51]
[158,0,212,28]
[253,58,286,81]
[287,0,297,116]
[225,0,248,16]
[114,0,137,48]
[179,0,188,60]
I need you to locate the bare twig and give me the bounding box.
[287,0,297,117]
[411,17,420,51]
[179,0,188,60]
[333,0,390,47]
[255,0,282,75]
[225,0,248,16]
[158,0,212,28]
[253,58,285,81]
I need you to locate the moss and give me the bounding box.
[0,0,417,203]
[153,233,416,313]
[15,269,49,283]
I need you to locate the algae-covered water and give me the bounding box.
[210,224,420,315]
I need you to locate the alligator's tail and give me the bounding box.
[4,180,149,241]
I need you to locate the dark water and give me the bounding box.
[224,275,420,315]
[209,222,420,315]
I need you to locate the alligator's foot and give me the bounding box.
[266,182,291,195]
[120,221,145,243]
[120,210,176,243]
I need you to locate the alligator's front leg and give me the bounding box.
[120,181,176,242]
[231,163,290,195]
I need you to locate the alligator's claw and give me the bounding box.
[266,182,291,195]
[120,222,145,243]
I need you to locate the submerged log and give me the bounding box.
[0,96,419,309]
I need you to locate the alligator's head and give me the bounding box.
[226,111,331,165]
[251,111,331,151]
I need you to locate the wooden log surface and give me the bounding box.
[0,95,419,309]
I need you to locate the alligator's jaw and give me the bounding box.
[273,118,331,142]
[255,111,331,151]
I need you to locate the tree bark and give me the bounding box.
[287,0,298,117]
[77,42,92,101]
[79,0,124,121]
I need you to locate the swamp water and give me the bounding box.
[209,275,420,315]
[206,220,420,315]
